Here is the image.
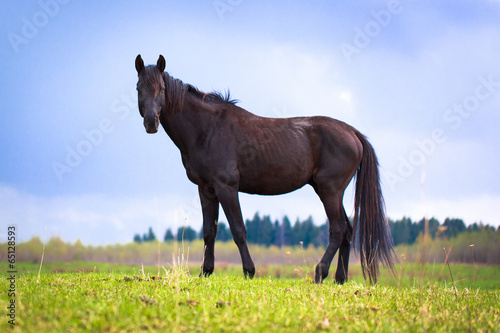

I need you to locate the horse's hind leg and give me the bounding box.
[314,184,348,283]
[334,208,353,284]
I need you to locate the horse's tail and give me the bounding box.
[353,131,395,284]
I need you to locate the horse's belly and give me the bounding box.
[234,119,316,194]
[238,161,313,195]
[239,180,308,195]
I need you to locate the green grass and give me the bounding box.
[9,260,500,290]
[1,261,499,332]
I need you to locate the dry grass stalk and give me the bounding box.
[442,247,458,298]
[398,253,406,290]
[470,244,475,289]
[37,225,47,283]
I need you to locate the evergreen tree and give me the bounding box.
[416,217,440,239]
[133,234,142,243]
[389,217,413,245]
[467,222,480,232]
[164,228,174,242]
[318,222,329,248]
[198,226,204,240]
[428,217,440,238]
[272,220,281,247]
[186,226,198,241]
[245,212,261,244]
[259,215,274,246]
[302,216,318,248]
[467,222,496,233]
[177,226,197,242]
[282,216,292,246]
[443,218,466,238]
[146,227,156,242]
[216,222,232,242]
[291,218,303,246]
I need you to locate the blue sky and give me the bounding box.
[1,0,499,244]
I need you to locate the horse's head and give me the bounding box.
[135,54,166,134]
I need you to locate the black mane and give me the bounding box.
[162,72,238,113]
[186,85,239,105]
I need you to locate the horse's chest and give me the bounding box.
[181,154,202,185]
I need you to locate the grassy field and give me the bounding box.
[1,261,499,332]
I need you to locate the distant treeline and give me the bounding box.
[134,213,499,248]
[4,215,499,265]
[389,217,497,245]
[134,214,327,248]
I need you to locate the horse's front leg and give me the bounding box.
[199,185,219,277]
[215,184,255,278]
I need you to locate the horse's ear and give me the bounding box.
[157,55,166,72]
[135,54,145,73]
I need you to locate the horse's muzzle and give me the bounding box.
[145,126,158,134]
[144,115,159,134]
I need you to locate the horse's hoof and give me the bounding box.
[315,263,329,283]
[335,271,347,284]
[334,277,346,285]
[201,267,214,277]
[244,267,255,279]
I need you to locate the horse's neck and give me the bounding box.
[160,95,208,154]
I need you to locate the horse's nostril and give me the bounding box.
[144,115,159,134]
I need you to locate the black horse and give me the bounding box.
[135,55,395,284]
